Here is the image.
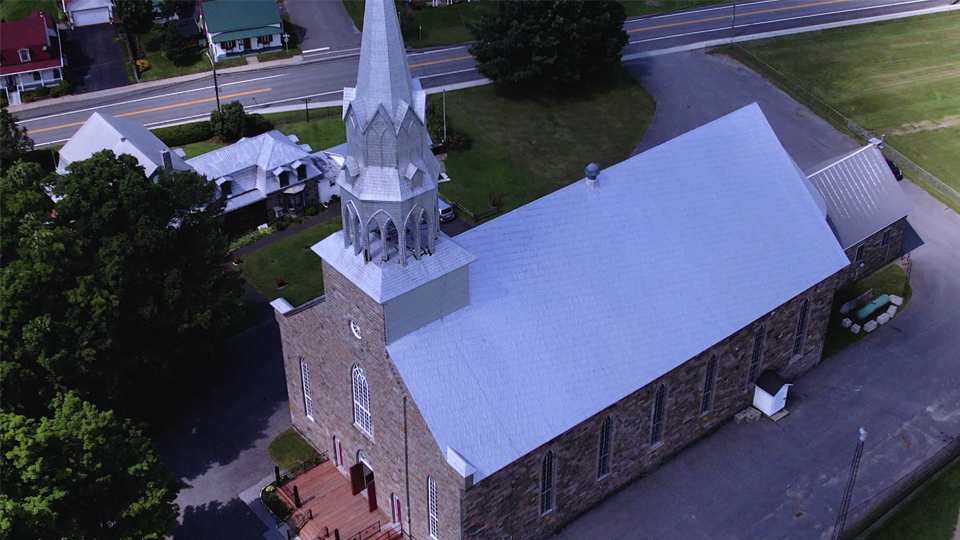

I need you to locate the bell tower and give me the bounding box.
[338,0,442,267]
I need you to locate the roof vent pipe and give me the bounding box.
[584,162,600,188]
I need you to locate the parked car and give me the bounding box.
[438,196,455,223]
[885,157,904,181]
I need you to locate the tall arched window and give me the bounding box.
[540,450,555,515]
[597,417,613,479]
[650,384,666,446]
[352,364,373,435]
[793,299,810,357]
[427,476,439,538]
[701,354,718,415]
[299,358,313,420]
[749,326,765,385]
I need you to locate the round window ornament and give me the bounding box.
[350,320,362,340]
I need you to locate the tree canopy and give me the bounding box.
[1,108,34,165]
[0,393,180,540]
[0,152,241,420]
[211,101,249,143]
[115,0,155,35]
[468,0,628,95]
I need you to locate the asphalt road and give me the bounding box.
[14,0,956,147]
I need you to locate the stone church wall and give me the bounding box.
[277,261,464,540]
[461,276,838,540]
[835,219,906,289]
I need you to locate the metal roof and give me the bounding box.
[212,26,279,43]
[385,104,849,481]
[57,113,191,178]
[805,145,912,249]
[201,0,280,34]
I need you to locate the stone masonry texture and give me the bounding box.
[836,219,906,288]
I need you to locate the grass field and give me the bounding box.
[239,219,342,306]
[342,0,721,48]
[867,455,960,540]
[268,429,321,471]
[0,0,58,21]
[437,68,655,215]
[736,11,960,195]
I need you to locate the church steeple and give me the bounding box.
[338,0,441,267]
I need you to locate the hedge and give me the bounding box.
[152,121,215,147]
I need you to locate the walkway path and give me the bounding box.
[550,53,960,540]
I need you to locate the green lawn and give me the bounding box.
[735,11,960,195]
[823,264,912,358]
[135,24,211,82]
[238,218,343,306]
[437,68,655,215]
[0,0,59,21]
[268,429,321,471]
[620,0,724,18]
[178,140,225,159]
[867,456,960,540]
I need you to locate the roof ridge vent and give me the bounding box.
[585,162,600,188]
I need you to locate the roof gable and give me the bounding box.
[806,145,911,249]
[0,11,62,75]
[58,113,190,177]
[386,104,849,480]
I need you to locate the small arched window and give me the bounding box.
[701,354,718,415]
[793,299,810,357]
[299,358,313,420]
[749,326,765,385]
[540,450,555,515]
[427,476,439,538]
[352,364,373,436]
[651,384,666,446]
[597,417,613,479]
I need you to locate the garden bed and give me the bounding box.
[823,264,913,358]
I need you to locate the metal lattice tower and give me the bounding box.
[832,428,867,540]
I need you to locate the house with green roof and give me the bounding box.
[200,0,282,61]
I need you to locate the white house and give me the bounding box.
[0,11,65,105]
[200,0,282,62]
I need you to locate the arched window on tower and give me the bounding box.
[352,364,372,436]
[701,354,718,415]
[540,450,555,515]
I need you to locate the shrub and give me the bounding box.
[305,206,319,217]
[244,113,273,137]
[211,101,248,143]
[445,130,473,152]
[135,58,150,73]
[153,121,214,147]
[34,85,50,97]
[49,80,73,98]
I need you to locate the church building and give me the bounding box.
[272,1,905,538]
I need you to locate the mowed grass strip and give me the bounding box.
[268,429,321,471]
[239,218,343,306]
[867,455,960,540]
[437,69,655,214]
[737,11,960,193]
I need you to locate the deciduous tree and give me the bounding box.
[1,108,34,165]
[210,101,248,143]
[0,152,241,419]
[0,393,180,540]
[468,0,628,95]
[115,0,155,35]
[161,20,190,65]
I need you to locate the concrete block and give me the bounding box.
[877,313,891,325]
[889,294,904,306]
[851,324,861,334]
[864,320,878,333]
[887,305,898,317]
[841,318,853,328]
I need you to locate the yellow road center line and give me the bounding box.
[628,0,862,33]
[28,88,273,135]
[409,55,472,68]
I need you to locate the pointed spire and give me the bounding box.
[355,0,414,116]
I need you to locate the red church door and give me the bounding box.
[367,479,378,512]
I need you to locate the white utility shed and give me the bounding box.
[754,370,791,417]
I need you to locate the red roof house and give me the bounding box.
[0,11,65,104]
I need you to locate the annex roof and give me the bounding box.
[57,113,191,178]
[805,144,911,249]
[201,0,280,34]
[0,11,62,76]
[386,104,850,480]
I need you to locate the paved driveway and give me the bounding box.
[549,52,960,540]
[158,321,291,540]
[62,24,131,93]
[284,0,361,55]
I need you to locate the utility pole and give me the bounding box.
[303,98,311,122]
[199,1,221,112]
[832,428,867,540]
[731,0,738,31]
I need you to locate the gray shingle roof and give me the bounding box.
[57,113,191,178]
[384,104,849,481]
[805,145,911,249]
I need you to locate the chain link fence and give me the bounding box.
[728,43,960,207]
